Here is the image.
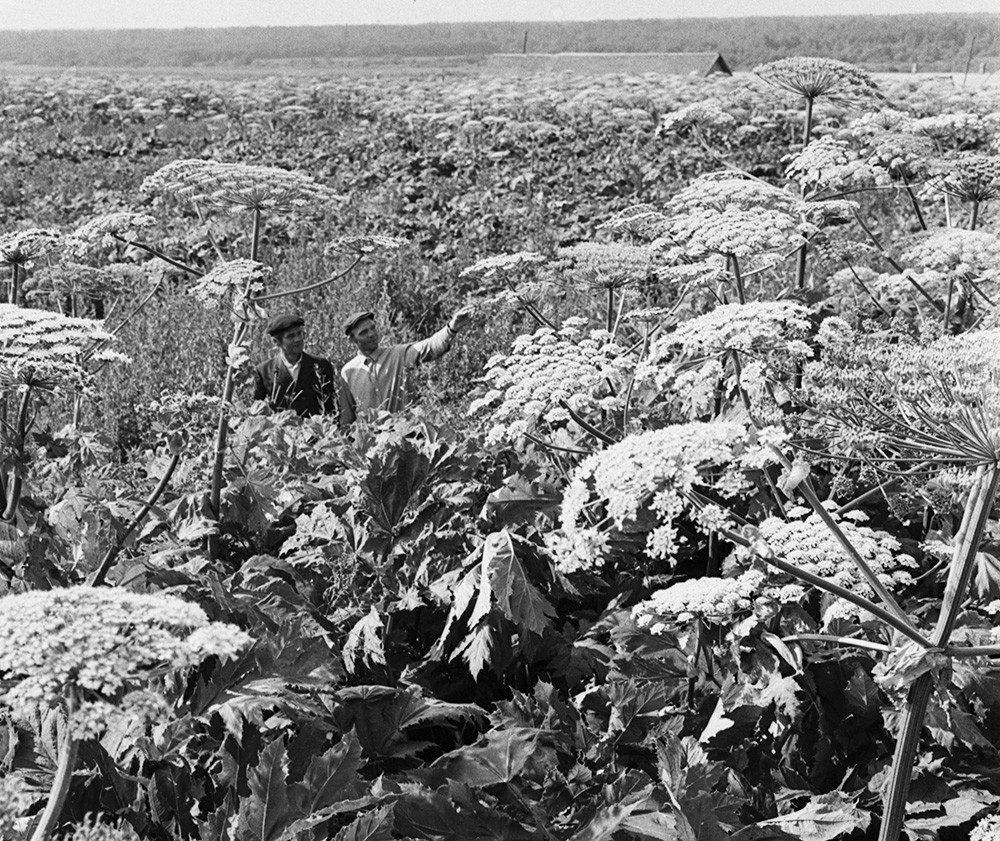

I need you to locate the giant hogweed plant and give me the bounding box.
[71,160,403,557]
[467,63,1000,835]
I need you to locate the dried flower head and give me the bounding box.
[754,56,883,105]
[929,153,1000,204]
[0,586,251,737]
[0,228,61,268]
[141,159,340,213]
[806,324,1000,471]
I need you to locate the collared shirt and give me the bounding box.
[279,351,302,382]
[339,326,453,425]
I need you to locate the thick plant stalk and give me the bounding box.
[30,696,80,841]
[877,466,1000,841]
[731,254,746,304]
[9,264,17,305]
[207,208,261,555]
[90,450,181,586]
[2,387,32,522]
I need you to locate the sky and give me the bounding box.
[0,0,995,29]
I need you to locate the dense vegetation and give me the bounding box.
[0,14,998,72]
[2,57,1000,841]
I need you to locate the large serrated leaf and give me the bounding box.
[431,727,542,787]
[301,730,364,813]
[482,530,554,636]
[755,792,871,841]
[455,620,494,678]
[236,738,294,841]
[332,805,395,841]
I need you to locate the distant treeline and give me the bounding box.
[0,14,998,71]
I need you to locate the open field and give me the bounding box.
[1,58,1000,841]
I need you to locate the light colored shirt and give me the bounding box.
[339,326,453,425]
[279,351,302,382]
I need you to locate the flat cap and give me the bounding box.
[343,310,375,335]
[265,313,305,336]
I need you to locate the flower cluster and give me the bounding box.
[929,153,1000,203]
[190,259,270,310]
[471,320,633,445]
[597,204,669,240]
[753,56,883,105]
[25,262,139,307]
[972,815,1000,841]
[554,242,656,289]
[900,228,1000,285]
[734,509,918,604]
[667,204,807,264]
[658,99,737,135]
[325,234,407,255]
[806,324,1000,469]
[638,301,813,420]
[68,212,156,256]
[786,136,884,193]
[459,251,547,279]
[552,420,785,572]
[0,775,33,837]
[0,586,251,737]
[667,172,798,215]
[914,112,999,150]
[634,570,766,627]
[141,159,340,213]
[846,109,933,180]
[0,303,126,388]
[0,227,61,267]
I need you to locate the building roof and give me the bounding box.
[485,51,732,76]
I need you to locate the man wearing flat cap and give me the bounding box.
[252,313,337,417]
[338,305,474,426]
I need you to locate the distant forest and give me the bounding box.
[0,14,998,72]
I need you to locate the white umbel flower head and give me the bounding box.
[0,303,126,389]
[0,586,252,737]
[141,159,340,214]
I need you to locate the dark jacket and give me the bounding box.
[252,352,337,417]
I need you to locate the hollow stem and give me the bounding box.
[29,695,80,841]
[250,256,362,302]
[111,234,204,277]
[877,466,1000,841]
[90,450,181,586]
[901,172,927,231]
[2,387,32,521]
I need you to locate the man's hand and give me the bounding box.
[448,304,475,333]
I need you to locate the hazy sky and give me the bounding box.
[0,0,994,29]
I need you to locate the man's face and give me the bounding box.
[276,324,306,360]
[350,318,379,354]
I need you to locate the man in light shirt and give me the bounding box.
[338,305,474,426]
[252,313,337,417]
